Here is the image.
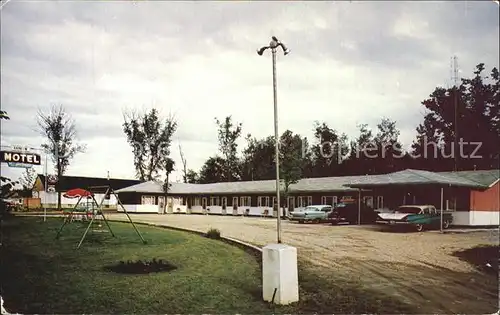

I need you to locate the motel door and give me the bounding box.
[363,196,374,209]
[167,197,174,214]
[287,197,295,212]
[232,197,238,215]
[158,196,165,214]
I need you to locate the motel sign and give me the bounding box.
[0,150,41,166]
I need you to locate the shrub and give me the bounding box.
[206,228,221,239]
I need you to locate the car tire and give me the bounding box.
[443,220,450,229]
[415,224,424,232]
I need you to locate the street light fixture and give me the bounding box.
[257,36,290,244]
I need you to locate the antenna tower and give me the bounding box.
[451,56,459,172]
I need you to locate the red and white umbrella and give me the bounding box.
[63,188,93,199]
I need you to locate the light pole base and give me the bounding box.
[262,244,299,305]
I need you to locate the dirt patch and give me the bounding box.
[104,259,177,274]
[453,245,499,276]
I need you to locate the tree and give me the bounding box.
[185,169,199,183]
[18,168,36,197]
[343,123,375,175]
[214,116,242,181]
[373,118,405,174]
[0,110,9,120]
[411,63,500,171]
[198,156,227,184]
[240,134,276,181]
[37,105,86,210]
[161,157,175,213]
[178,144,188,183]
[310,122,349,177]
[0,111,16,216]
[0,111,11,183]
[1,178,18,199]
[123,108,177,181]
[279,130,304,214]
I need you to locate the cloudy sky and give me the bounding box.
[1,0,498,183]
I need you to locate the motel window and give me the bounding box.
[258,196,270,207]
[232,197,239,208]
[240,196,251,207]
[210,197,220,206]
[446,197,457,211]
[221,197,227,209]
[194,197,201,206]
[141,195,155,205]
[363,196,374,208]
[321,196,327,205]
[298,197,304,207]
[298,196,313,207]
[377,196,384,209]
[321,196,338,206]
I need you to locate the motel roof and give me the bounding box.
[344,169,494,189]
[116,175,362,195]
[437,169,499,187]
[115,169,499,195]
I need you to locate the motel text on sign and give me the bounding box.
[0,150,41,165]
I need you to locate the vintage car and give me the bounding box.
[328,201,378,225]
[288,205,333,223]
[376,205,453,232]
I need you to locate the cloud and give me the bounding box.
[1,1,498,182]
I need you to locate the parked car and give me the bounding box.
[376,205,453,232]
[374,207,394,214]
[328,201,378,225]
[288,205,333,223]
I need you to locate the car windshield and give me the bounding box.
[396,207,422,214]
[304,206,319,211]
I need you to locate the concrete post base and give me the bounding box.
[262,244,299,305]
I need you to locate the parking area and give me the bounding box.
[109,213,499,314]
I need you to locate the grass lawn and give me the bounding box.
[1,216,276,314]
[1,216,415,314]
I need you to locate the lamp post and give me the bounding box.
[257,36,290,244]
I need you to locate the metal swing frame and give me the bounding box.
[55,185,147,249]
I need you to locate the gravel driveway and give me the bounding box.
[109,213,499,314]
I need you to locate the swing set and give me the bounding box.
[55,185,147,249]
